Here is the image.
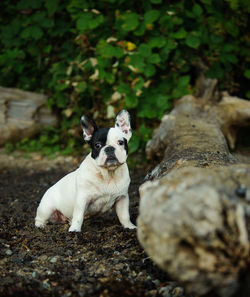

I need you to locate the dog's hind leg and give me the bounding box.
[35,198,54,228]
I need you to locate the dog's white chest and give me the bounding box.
[85,173,129,215]
[86,193,118,215]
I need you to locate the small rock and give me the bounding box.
[159,286,172,296]
[172,286,184,296]
[32,271,38,278]
[152,279,160,286]
[66,250,72,256]
[5,249,13,256]
[50,256,59,263]
[43,280,51,290]
[146,289,157,296]
[39,255,48,262]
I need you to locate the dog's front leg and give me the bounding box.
[69,194,88,232]
[115,194,136,229]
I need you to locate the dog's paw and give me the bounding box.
[35,221,46,228]
[124,223,137,229]
[68,225,81,232]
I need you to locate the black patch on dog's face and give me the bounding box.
[90,128,110,159]
[123,137,128,155]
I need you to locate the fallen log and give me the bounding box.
[0,87,58,146]
[137,84,250,297]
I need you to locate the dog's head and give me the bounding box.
[81,110,132,169]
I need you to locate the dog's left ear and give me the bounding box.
[81,115,98,142]
[115,110,132,141]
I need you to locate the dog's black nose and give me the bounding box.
[105,146,115,155]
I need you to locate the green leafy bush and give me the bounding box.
[0,0,250,154]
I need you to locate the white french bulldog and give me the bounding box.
[35,110,136,232]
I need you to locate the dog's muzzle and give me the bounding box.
[104,146,119,166]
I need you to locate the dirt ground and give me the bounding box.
[0,150,192,297]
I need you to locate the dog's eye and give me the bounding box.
[94,142,102,149]
[118,140,124,146]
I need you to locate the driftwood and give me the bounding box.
[0,87,58,146]
[137,80,250,297]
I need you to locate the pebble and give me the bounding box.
[146,289,157,296]
[50,256,59,263]
[5,249,13,256]
[43,280,51,289]
[39,255,48,262]
[159,286,172,296]
[32,271,38,278]
[66,250,72,256]
[172,286,184,296]
[152,279,160,286]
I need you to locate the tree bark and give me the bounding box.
[137,85,250,297]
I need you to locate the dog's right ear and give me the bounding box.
[81,115,98,142]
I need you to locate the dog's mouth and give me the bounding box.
[104,155,121,167]
[106,155,118,163]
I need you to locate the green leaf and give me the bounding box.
[226,0,239,10]
[117,83,130,94]
[138,103,157,118]
[148,37,166,48]
[32,26,43,39]
[45,0,59,17]
[156,94,171,109]
[244,70,250,79]
[102,44,124,59]
[147,53,161,64]
[173,28,187,39]
[144,64,156,77]
[121,12,139,31]
[207,64,224,78]
[223,43,237,52]
[89,15,105,29]
[150,0,162,3]
[76,13,92,32]
[139,124,152,142]
[144,10,160,24]
[130,54,145,71]
[55,83,68,91]
[138,44,152,57]
[186,35,200,49]
[125,93,138,108]
[165,40,178,50]
[134,23,146,36]
[129,134,140,154]
[224,53,238,64]
[104,72,115,84]
[192,4,203,16]
[17,0,42,9]
[225,21,239,37]
[21,26,43,39]
[76,81,87,92]
[178,75,190,88]
[133,76,145,91]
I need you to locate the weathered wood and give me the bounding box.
[0,87,58,146]
[137,90,250,297]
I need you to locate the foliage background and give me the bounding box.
[0,0,250,155]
